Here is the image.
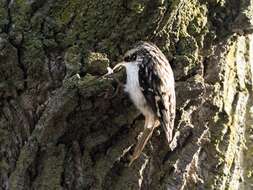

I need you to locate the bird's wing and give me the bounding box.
[138,55,176,143]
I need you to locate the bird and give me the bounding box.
[111,42,176,165]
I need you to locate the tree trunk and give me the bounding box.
[0,0,253,189]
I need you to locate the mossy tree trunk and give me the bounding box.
[0,0,253,190]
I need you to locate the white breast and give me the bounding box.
[124,62,151,117]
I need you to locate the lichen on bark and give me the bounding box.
[0,0,253,190]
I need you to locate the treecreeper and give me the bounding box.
[110,42,176,165]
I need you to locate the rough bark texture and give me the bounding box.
[0,0,253,190]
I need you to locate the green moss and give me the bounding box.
[64,45,82,77]
[9,141,39,190]
[173,55,197,76]
[78,74,97,86]
[62,74,80,91]
[77,74,112,97]
[0,159,9,171]
[0,128,10,145]
[0,2,8,32]
[112,115,128,126]
[33,145,65,190]
[177,36,198,55]
[112,106,139,126]
[1,0,251,189]
[49,0,81,29]
[160,0,208,79]
[127,0,145,14]
[10,0,31,31]
[187,6,208,47]
[22,34,48,82]
[86,52,109,75]
[177,0,207,36]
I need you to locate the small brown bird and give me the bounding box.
[112,42,176,165]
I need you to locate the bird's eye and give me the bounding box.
[124,56,131,62]
[131,53,137,60]
[124,53,137,62]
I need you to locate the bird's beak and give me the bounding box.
[112,62,125,73]
[102,62,125,78]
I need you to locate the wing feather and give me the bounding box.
[138,50,175,143]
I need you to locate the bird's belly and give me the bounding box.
[123,62,153,117]
[126,83,145,106]
[125,81,151,116]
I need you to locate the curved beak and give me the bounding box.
[112,62,126,72]
[103,62,126,77]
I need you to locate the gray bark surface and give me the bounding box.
[0,0,253,189]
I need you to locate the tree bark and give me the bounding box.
[0,0,253,190]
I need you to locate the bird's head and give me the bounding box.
[122,41,167,66]
[109,41,168,74]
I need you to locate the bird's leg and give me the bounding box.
[129,116,158,166]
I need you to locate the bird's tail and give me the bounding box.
[161,123,173,144]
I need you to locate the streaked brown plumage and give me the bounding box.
[112,42,176,165]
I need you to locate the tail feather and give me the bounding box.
[161,123,173,144]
